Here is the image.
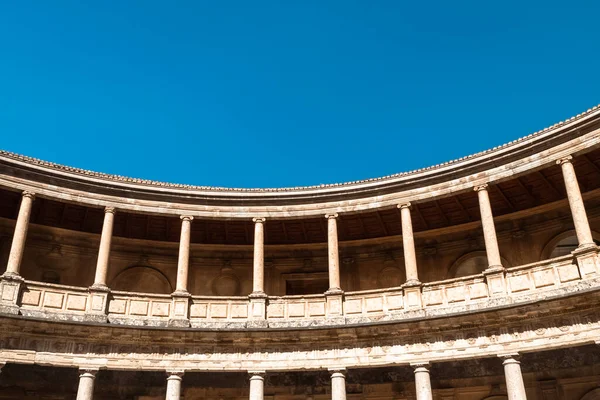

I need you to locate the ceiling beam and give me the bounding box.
[494,184,516,212]
[375,211,390,236]
[453,196,473,222]
[537,170,563,199]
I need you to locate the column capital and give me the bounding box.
[325,213,339,219]
[498,353,520,364]
[180,215,194,222]
[104,206,116,214]
[410,362,431,371]
[328,367,346,377]
[397,202,412,210]
[556,155,573,165]
[166,370,185,379]
[21,190,36,199]
[78,367,99,376]
[249,370,266,379]
[473,183,489,192]
[252,217,266,223]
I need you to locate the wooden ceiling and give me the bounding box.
[1,149,600,245]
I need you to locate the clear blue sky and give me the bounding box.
[1,1,598,188]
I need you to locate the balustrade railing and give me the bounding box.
[1,250,598,328]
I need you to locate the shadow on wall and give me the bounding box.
[110,265,173,294]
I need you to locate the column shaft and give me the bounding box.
[76,369,97,400]
[175,216,193,293]
[412,364,433,400]
[399,203,420,284]
[166,371,184,400]
[558,156,595,247]
[330,369,346,400]
[5,191,35,276]
[502,356,527,400]
[249,371,265,400]
[252,218,266,294]
[475,185,503,269]
[326,214,341,292]
[92,207,116,288]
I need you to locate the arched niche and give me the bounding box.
[448,251,511,279]
[581,388,600,400]
[111,266,173,294]
[540,230,600,260]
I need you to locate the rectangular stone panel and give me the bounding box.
[386,294,403,310]
[210,303,228,318]
[365,296,384,312]
[532,268,555,288]
[230,303,248,318]
[508,273,531,292]
[151,302,170,317]
[129,300,149,316]
[469,282,488,300]
[267,303,284,318]
[108,299,127,314]
[288,302,305,317]
[21,290,41,306]
[190,303,208,318]
[423,289,443,306]
[43,292,64,309]
[557,263,580,283]
[344,298,362,314]
[66,294,87,311]
[446,285,466,303]
[308,301,326,317]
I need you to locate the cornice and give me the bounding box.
[1,105,600,218]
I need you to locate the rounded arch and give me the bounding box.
[448,251,511,279]
[540,230,600,260]
[581,388,600,400]
[111,265,173,294]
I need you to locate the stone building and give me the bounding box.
[1,106,600,399]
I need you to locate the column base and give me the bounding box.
[325,290,344,320]
[403,282,422,309]
[573,245,599,277]
[324,287,344,296]
[248,293,268,323]
[483,265,506,296]
[0,273,24,315]
[87,286,110,322]
[89,283,110,292]
[170,291,191,326]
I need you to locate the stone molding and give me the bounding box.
[4,252,599,329]
[1,287,599,372]
[0,107,598,219]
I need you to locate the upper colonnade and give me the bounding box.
[1,106,600,399]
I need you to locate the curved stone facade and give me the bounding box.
[1,105,600,398]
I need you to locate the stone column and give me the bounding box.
[252,217,266,295]
[76,368,97,400]
[474,184,503,270]
[398,203,420,285]
[325,213,342,294]
[92,207,116,289]
[412,363,433,400]
[4,191,35,277]
[500,355,527,400]
[557,156,595,248]
[329,368,346,400]
[249,371,265,400]
[166,370,184,400]
[174,216,193,294]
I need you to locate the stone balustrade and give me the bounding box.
[3,251,598,330]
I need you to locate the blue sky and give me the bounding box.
[1,1,598,188]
